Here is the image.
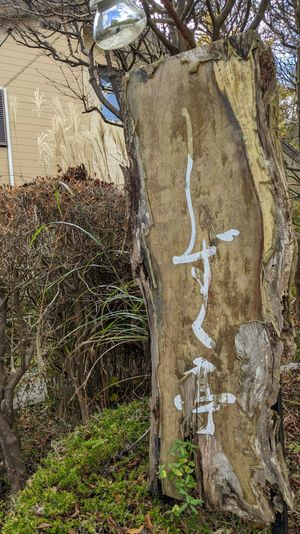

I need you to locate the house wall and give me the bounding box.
[0,31,125,186]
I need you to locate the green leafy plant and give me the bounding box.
[159,440,203,517]
[288,442,300,454]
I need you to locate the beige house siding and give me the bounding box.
[0,32,125,186]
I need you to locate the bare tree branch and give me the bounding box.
[161,0,197,48]
[249,0,269,30]
[0,0,295,138]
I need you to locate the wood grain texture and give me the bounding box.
[123,32,294,524]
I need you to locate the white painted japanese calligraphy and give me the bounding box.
[172,108,238,435]
[174,358,236,435]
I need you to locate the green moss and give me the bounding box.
[2,401,269,534]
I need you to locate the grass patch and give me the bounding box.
[1,401,274,533]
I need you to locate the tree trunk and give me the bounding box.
[123,32,294,525]
[0,413,27,493]
[0,290,27,493]
[295,234,300,323]
[76,387,90,427]
[296,0,300,149]
[71,362,90,427]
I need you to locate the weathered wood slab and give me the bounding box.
[123,32,294,524]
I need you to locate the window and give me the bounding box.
[100,74,121,125]
[0,89,7,147]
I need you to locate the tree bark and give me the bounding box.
[123,31,294,525]
[0,290,28,493]
[70,359,90,427]
[0,413,28,493]
[296,0,300,149]
[76,386,90,427]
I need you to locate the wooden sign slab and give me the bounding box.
[124,33,294,524]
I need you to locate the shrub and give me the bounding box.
[0,169,149,492]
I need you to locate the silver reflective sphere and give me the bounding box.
[93,0,147,50]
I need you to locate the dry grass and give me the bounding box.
[32,92,126,184]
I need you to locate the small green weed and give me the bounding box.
[159,440,203,518]
[288,442,300,454]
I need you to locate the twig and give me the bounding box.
[161,0,196,49]
[141,0,179,55]
[113,427,150,461]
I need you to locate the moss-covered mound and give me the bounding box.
[2,401,265,534]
